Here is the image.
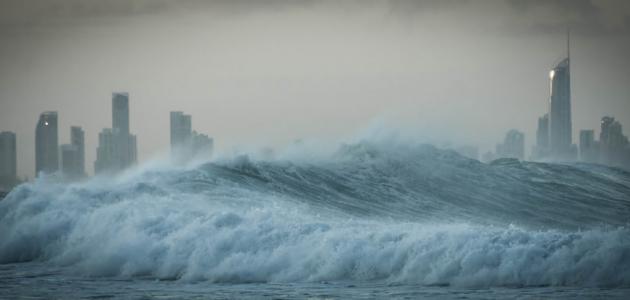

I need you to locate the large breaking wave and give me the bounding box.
[1,141,629,287]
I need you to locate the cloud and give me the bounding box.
[1,0,629,35]
[506,0,630,34]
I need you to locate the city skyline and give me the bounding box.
[94,93,138,174]
[2,27,630,181]
[1,0,630,179]
[2,67,630,179]
[1,86,628,184]
[2,2,630,297]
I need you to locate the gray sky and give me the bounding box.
[1,0,629,178]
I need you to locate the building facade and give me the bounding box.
[532,113,549,160]
[71,126,85,176]
[61,126,85,179]
[191,131,214,159]
[95,128,114,174]
[94,93,137,174]
[113,93,130,136]
[579,129,598,163]
[0,131,17,187]
[170,111,192,150]
[497,129,525,160]
[170,111,214,161]
[600,116,630,168]
[35,111,59,175]
[548,57,573,160]
[61,144,79,178]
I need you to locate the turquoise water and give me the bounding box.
[1,142,629,298]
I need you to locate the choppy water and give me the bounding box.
[2,263,630,299]
[1,141,629,299]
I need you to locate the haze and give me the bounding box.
[1,0,629,179]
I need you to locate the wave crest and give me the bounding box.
[1,141,629,287]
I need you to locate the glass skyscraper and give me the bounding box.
[35,111,58,175]
[548,33,576,161]
[170,111,192,150]
[94,93,137,174]
[0,131,17,186]
[548,57,572,159]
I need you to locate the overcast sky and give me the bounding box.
[1,0,629,178]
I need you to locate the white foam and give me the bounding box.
[1,169,628,287]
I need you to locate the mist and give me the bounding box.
[1,0,629,178]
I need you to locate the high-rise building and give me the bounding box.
[128,134,137,166]
[113,93,129,135]
[579,130,598,163]
[497,129,525,160]
[35,111,59,175]
[548,33,574,161]
[71,126,85,176]
[532,113,549,160]
[600,116,629,167]
[61,126,85,179]
[169,111,214,162]
[61,144,79,177]
[112,92,136,168]
[95,128,114,174]
[94,93,137,174]
[0,131,17,187]
[170,111,192,150]
[191,131,214,159]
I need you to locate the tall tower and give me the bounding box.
[35,111,59,175]
[170,111,192,150]
[95,93,137,174]
[579,129,597,163]
[497,129,525,160]
[112,92,130,135]
[0,131,17,183]
[548,31,573,160]
[61,126,85,179]
[112,92,136,169]
[71,126,85,176]
[533,113,549,160]
[95,128,114,174]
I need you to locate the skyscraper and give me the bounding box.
[548,33,574,160]
[112,93,130,135]
[496,129,525,160]
[0,131,17,187]
[95,128,114,174]
[532,113,549,160]
[169,111,214,161]
[61,144,79,177]
[71,126,85,176]
[112,92,136,169]
[61,126,85,179]
[94,93,137,174]
[600,116,629,167]
[579,129,598,163]
[191,131,214,159]
[170,111,192,150]
[35,111,58,175]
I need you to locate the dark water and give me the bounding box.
[2,263,629,299]
[1,142,629,298]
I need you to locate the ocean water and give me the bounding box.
[1,141,629,299]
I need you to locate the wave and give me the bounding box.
[0,141,629,287]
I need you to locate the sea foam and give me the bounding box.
[1,142,629,287]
